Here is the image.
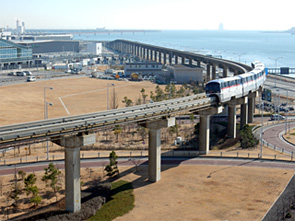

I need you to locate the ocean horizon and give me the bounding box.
[71,30,294,69]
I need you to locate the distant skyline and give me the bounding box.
[1,0,294,31]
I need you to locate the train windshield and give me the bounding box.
[205,82,221,93]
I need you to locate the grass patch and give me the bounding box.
[290,133,295,136]
[89,180,134,221]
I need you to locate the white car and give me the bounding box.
[27,76,36,82]
[270,114,285,121]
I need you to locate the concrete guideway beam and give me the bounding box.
[197,106,223,154]
[144,117,175,182]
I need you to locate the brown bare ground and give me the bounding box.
[0,77,294,220]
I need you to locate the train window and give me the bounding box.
[205,82,221,93]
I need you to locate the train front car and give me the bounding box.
[205,61,265,105]
[205,79,222,104]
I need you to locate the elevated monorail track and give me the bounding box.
[0,93,214,148]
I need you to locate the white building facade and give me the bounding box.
[167,64,204,84]
[124,62,163,77]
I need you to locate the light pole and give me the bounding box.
[260,101,264,159]
[269,57,283,87]
[44,87,53,119]
[44,87,53,160]
[234,53,246,63]
[107,83,115,110]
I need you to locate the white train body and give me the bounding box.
[205,61,265,103]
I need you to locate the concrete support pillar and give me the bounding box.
[143,48,146,59]
[148,128,161,182]
[169,53,172,64]
[52,133,96,213]
[199,114,210,154]
[158,51,162,63]
[163,53,166,64]
[248,92,257,123]
[144,118,175,182]
[175,55,178,64]
[240,97,248,129]
[65,146,81,212]
[182,57,185,64]
[189,58,193,66]
[212,65,216,80]
[197,107,222,154]
[228,104,237,138]
[207,64,211,81]
[150,50,153,61]
[223,68,228,77]
[248,97,255,123]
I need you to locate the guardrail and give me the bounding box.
[252,119,295,156]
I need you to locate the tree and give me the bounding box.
[18,170,26,181]
[155,85,165,101]
[42,163,62,202]
[137,126,148,142]
[110,87,119,109]
[122,96,133,107]
[140,88,148,104]
[9,183,22,209]
[165,82,176,99]
[240,124,258,149]
[113,125,122,143]
[104,151,119,177]
[24,174,41,207]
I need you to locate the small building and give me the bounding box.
[167,64,204,84]
[87,42,102,55]
[124,62,163,77]
[18,40,80,54]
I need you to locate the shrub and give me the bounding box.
[240,124,258,149]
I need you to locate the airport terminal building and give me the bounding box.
[0,38,32,69]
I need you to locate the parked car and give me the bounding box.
[7,72,16,76]
[27,76,36,82]
[270,114,285,121]
[16,71,26,76]
[23,71,32,76]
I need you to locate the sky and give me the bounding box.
[1,0,294,31]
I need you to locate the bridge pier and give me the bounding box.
[240,97,248,129]
[248,92,258,123]
[144,117,175,182]
[53,133,96,212]
[197,107,222,154]
[228,103,237,138]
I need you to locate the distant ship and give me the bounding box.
[218,23,224,31]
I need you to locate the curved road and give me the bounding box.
[261,122,295,154]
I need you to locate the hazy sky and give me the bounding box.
[1,0,294,30]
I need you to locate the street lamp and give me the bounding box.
[234,53,246,63]
[107,83,115,110]
[269,57,283,87]
[44,87,53,160]
[44,87,53,119]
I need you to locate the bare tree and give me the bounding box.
[110,87,119,109]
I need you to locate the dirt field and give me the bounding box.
[0,77,163,125]
[0,76,294,220]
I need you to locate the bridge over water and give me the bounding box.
[0,40,261,212]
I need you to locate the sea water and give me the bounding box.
[73,30,295,69]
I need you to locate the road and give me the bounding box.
[1,157,295,176]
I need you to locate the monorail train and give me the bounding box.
[205,61,265,104]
